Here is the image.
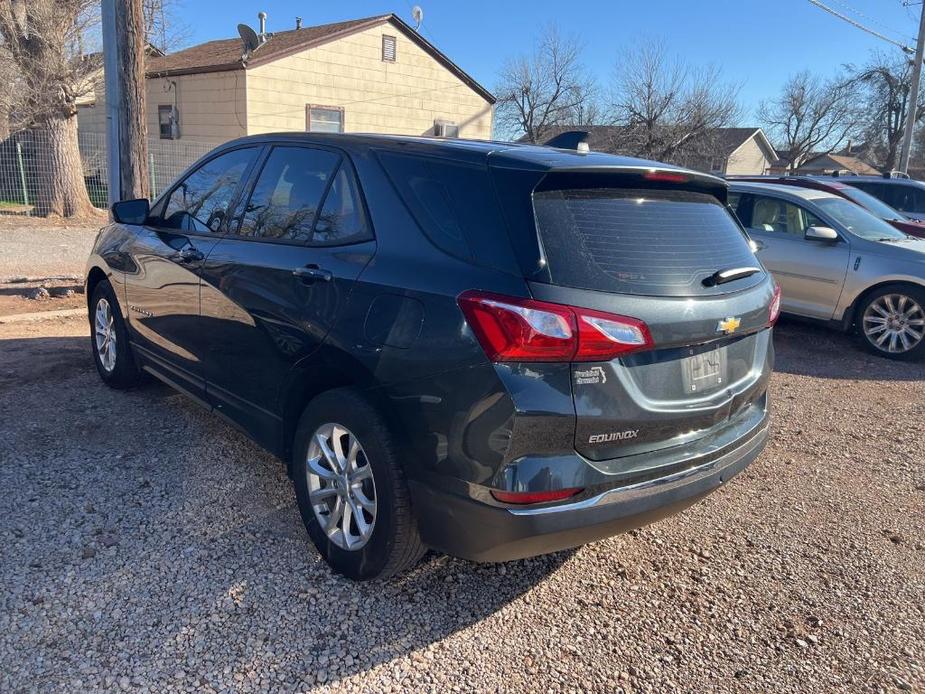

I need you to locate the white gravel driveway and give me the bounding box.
[0,221,101,281]
[0,315,922,692]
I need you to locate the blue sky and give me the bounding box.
[176,0,921,121]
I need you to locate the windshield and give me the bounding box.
[838,186,907,221]
[814,198,909,241]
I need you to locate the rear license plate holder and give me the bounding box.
[682,347,727,393]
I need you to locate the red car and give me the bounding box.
[728,176,925,238]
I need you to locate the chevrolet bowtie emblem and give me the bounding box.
[717,316,741,334]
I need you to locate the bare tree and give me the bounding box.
[849,52,925,173]
[142,0,190,51]
[494,25,597,143]
[607,42,741,164]
[0,0,100,216]
[758,70,859,171]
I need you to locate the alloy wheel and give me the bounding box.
[94,298,117,372]
[862,293,925,354]
[305,423,377,550]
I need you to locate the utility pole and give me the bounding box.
[101,0,120,207]
[101,0,150,205]
[899,2,925,175]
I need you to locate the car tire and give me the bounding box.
[89,279,141,388]
[856,284,925,361]
[292,388,426,580]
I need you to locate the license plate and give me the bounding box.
[682,348,727,393]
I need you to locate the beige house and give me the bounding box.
[77,13,495,146]
[707,128,777,176]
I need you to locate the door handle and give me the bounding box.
[292,265,333,283]
[177,247,204,263]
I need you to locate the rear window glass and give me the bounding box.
[533,188,760,297]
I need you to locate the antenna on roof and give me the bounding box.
[237,23,260,64]
[411,5,424,31]
[544,130,591,153]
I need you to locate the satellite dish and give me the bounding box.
[237,23,260,54]
[411,5,424,30]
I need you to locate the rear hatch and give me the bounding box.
[492,162,775,466]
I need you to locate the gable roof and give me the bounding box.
[798,153,879,175]
[533,125,773,157]
[145,13,494,103]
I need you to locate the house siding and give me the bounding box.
[245,24,493,138]
[725,137,771,175]
[78,70,248,146]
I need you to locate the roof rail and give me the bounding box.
[544,130,590,152]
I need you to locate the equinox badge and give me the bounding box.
[717,316,741,334]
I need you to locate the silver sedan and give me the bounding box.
[728,182,925,360]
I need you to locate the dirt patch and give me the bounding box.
[0,280,85,316]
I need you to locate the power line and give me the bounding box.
[829,0,916,41]
[807,0,915,52]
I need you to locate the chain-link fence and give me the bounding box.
[0,130,215,217]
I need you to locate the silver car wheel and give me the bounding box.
[305,423,377,551]
[94,298,118,372]
[862,293,925,354]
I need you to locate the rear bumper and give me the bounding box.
[411,420,769,563]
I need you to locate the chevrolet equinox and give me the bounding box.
[85,134,777,580]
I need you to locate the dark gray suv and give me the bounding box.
[85,134,776,579]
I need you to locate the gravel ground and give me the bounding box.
[0,314,923,693]
[0,222,101,281]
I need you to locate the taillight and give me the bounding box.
[574,307,653,360]
[768,284,782,325]
[491,487,583,505]
[458,290,655,362]
[457,291,576,361]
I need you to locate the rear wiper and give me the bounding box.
[702,266,762,287]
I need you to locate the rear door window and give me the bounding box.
[532,188,760,297]
[236,146,341,242]
[312,165,372,245]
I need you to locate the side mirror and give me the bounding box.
[112,198,150,225]
[804,225,839,242]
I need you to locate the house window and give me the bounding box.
[382,35,396,62]
[306,105,344,133]
[434,120,459,138]
[158,105,176,139]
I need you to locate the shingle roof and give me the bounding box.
[146,16,381,75]
[534,126,767,157]
[799,153,879,175]
[145,13,494,103]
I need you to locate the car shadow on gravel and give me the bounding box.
[773,317,925,381]
[0,333,576,689]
